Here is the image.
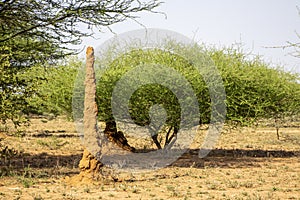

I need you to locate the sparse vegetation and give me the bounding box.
[0,117,299,199]
[1,2,299,199]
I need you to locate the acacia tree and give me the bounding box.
[95,43,227,150]
[0,0,161,126]
[96,44,300,149]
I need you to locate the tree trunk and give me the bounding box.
[104,120,135,152]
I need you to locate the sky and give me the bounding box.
[81,0,300,74]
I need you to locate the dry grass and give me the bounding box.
[0,116,299,200]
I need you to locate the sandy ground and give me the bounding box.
[0,116,299,200]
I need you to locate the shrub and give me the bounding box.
[208,46,300,124]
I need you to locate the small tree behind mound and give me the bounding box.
[96,47,210,149]
[95,43,300,148]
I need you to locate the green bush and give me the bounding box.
[22,42,299,147]
[96,48,207,127]
[27,58,81,117]
[0,46,42,126]
[208,47,300,124]
[28,42,300,132]
[96,43,300,128]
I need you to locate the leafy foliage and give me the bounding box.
[27,58,82,117]
[95,47,210,148]
[18,42,299,147]
[0,46,43,126]
[96,44,300,129]
[26,42,299,129]
[209,47,300,124]
[0,0,161,47]
[96,48,206,126]
[0,0,161,125]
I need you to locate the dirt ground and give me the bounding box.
[0,116,299,200]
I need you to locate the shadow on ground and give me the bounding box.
[171,148,300,168]
[1,148,299,177]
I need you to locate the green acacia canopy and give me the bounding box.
[96,48,210,130]
[96,45,300,128]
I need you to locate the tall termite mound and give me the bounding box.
[67,47,103,183]
[79,47,102,173]
[69,47,135,184]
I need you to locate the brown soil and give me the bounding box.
[0,116,299,200]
